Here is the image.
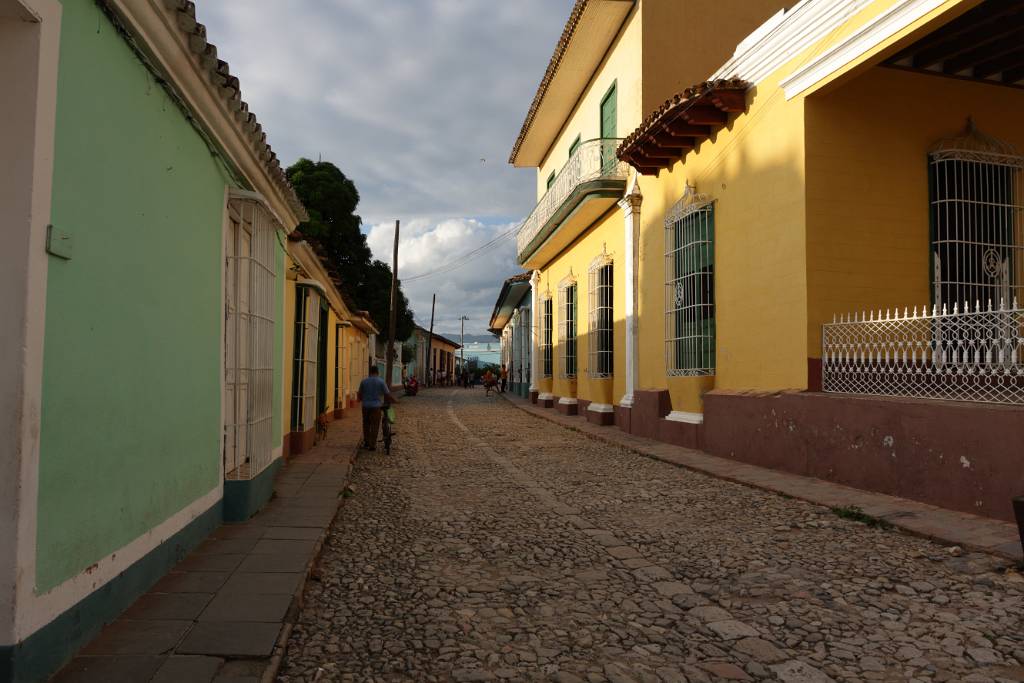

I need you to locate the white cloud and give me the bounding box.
[366,218,521,336]
[194,1,572,335]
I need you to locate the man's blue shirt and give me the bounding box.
[358,376,389,408]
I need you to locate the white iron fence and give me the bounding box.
[516,138,628,258]
[822,299,1024,404]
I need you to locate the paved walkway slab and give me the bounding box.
[51,414,362,683]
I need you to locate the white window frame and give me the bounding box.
[540,295,553,378]
[665,186,716,377]
[558,277,578,379]
[224,194,279,480]
[293,285,321,434]
[588,255,614,378]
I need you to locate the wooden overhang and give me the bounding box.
[884,0,1024,88]
[616,79,749,175]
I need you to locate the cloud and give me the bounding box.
[366,218,521,336]
[195,1,572,335]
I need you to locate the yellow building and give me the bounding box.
[510,0,1024,523]
[284,232,377,456]
[510,0,790,422]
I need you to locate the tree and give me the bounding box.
[286,158,415,341]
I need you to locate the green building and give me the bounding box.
[1,1,306,679]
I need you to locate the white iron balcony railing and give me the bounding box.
[516,138,629,258]
[822,299,1024,404]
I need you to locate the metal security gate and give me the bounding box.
[224,194,278,480]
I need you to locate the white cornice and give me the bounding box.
[780,0,948,99]
[104,0,305,228]
[665,410,704,425]
[710,0,874,87]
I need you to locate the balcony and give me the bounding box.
[517,138,629,268]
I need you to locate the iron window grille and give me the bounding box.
[665,187,715,376]
[541,296,554,378]
[929,121,1024,311]
[559,279,578,378]
[224,195,278,481]
[588,256,614,378]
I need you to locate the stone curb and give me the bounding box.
[500,393,1023,565]
[260,442,360,683]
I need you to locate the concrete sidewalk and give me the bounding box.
[502,392,1024,564]
[52,415,362,683]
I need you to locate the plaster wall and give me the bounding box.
[535,5,642,199]
[635,70,809,413]
[36,0,228,592]
[538,208,626,408]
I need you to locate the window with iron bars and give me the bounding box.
[929,139,1024,311]
[666,197,715,376]
[558,282,577,378]
[541,297,553,378]
[588,261,614,378]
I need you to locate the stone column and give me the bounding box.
[529,270,541,402]
[618,174,643,411]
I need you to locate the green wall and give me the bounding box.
[37,1,230,591]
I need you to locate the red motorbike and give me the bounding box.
[405,376,419,396]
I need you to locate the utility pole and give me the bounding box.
[459,315,469,381]
[426,294,436,387]
[385,220,399,389]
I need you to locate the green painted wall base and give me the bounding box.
[223,458,282,522]
[0,500,221,683]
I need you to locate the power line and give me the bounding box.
[401,224,519,283]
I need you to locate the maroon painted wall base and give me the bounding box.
[540,396,554,409]
[529,390,539,404]
[615,405,631,433]
[703,390,1024,523]
[586,406,615,426]
[556,400,578,416]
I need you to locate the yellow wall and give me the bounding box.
[535,6,643,199]
[635,68,809,412]
[804,67,1024,355]
[640,0,793,117]
[538,206,626,406]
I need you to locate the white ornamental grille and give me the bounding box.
[224,196,278,481]
[558,282,578,379]
[665,188,715,377]
[822,300,1024,405]
[929,129,1024,310]
[541,297,553,378]
[588,260,614,378]
[516,139,628,260]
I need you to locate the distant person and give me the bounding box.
[358,366,392,451]
[500,364,508,393]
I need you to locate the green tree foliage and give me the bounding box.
[286,158,415,341]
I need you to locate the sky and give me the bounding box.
[195,1,575,337]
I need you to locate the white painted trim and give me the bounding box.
[665,410,704,425]
[618,172,641,409]
[529,270,541,393]
[557,397,578,405]
[16,485,222,639]
[538,392,556,401]
[780,0,947,99]
[0,0,61,647]
[710,0,875,87]
[587,402,615,413]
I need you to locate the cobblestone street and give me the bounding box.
[279,390,1024,683]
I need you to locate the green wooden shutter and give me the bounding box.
[546,171,556,191]
[600,83,617,139]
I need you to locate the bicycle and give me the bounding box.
[381,405,396,455]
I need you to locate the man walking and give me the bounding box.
[358,365,392,451]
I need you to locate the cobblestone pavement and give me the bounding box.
[279,389,1024,683]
